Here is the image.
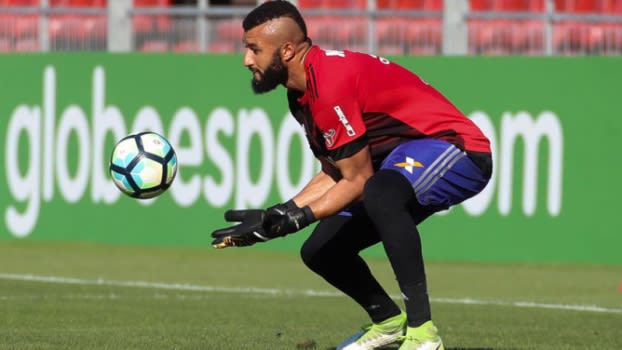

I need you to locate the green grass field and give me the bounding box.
[1,240,621,350]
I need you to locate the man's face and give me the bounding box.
[243,24,288,94]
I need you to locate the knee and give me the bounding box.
[300,239,325,273]
[363,169,414,215]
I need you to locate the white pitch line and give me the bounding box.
[1,273,621,314]
[431,297,622,314]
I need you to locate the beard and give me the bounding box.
[251,50,288,94]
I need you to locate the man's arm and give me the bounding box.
[211,146,373,247]
[291,157,341,207]
[305,145,374,220]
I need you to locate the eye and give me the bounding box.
[245,46,257,55]
[244,43,260,54]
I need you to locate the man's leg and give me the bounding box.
[300,209,401,323]
[363,139,490,349]
[363,169,437,327]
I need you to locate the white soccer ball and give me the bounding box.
[109,132,178,199]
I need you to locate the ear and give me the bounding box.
[280,42,296,62]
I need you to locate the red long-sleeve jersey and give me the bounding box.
[288,46,490,168]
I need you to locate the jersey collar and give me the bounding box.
[299,45,321,105]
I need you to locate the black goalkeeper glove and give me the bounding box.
[266,203,316,237]
[211,209,270,249]
[211,200,315,249]
[266,199,300,215]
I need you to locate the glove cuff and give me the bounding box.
[301,205,316,226]
[268,199,300,215]
[282,199,300,211]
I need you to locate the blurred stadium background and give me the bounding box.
[1,0,622,55]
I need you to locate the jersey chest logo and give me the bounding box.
[323,129,336,147]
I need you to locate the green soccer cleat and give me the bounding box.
[337,311,407,350]
[397,321,445,350]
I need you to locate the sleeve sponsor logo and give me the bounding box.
[332,106,356,137]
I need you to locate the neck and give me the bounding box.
[285,41,312,92]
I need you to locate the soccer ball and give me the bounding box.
[109,132,178,199]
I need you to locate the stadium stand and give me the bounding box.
[214,16,242,50]
[0,0,39,51]
[138,38,168,51]
[48,0,107,50]
[0,0,621,54]
[134,0,171,34]
[553,0,622,54]
[172,38,198,51]
[299,0,366,52]
[375,0,442,54]
[0,1,38,38]
[14,36,38,50]
[0,36,12,50]
[468,0,544,55]
[134,0,173,52]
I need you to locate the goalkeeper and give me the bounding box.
[211,2,492,350]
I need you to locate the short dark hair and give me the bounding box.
[242,0,308,39]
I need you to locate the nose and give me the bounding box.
[243,49,254,68]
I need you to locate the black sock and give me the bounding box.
[300,214,402,324]
[399,281,431,327]
[312,255,402,324]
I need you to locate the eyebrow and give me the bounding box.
[245,42,260,50]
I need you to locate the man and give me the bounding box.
[211,1,492,350]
